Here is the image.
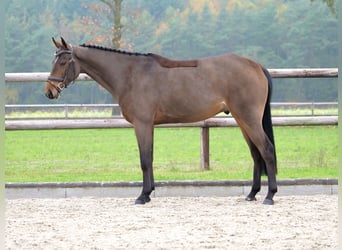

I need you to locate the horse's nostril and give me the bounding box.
[46,90,53,99]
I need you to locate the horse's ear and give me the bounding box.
[61,37,71,50]
[52,37,62,49]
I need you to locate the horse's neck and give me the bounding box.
[73,46,133,98]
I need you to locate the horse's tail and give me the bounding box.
[261,67,277,175]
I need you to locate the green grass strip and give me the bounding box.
[5,126,337,182]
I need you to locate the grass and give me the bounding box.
[5,126,338,183]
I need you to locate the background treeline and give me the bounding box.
[5,0,337,104]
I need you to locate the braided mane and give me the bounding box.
[79,44,149,57]
[79,43,198,68]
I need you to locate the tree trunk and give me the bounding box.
[99,0,123,115]
[112,0,123,49]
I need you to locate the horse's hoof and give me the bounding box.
[134,195,151,205]
[245,196,257,202]
[135,199,145,205]
[262,198,274,205]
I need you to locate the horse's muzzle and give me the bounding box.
[46,89,55,99]
[45,81,61,99]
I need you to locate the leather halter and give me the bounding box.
[47,49,73,94]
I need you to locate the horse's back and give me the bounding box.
[125,53,268,124]
[199,53,264,75]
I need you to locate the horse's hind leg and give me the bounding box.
[260,137,277,205]
[241,132,263,201]
[237,120,277,204]
[249,129,277,204]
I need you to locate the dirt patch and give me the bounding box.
[6,195,337,249]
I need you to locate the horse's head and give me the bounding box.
[45,37,80,99]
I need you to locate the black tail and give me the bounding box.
[261,67,277,175]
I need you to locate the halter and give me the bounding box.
[47,49,74,94]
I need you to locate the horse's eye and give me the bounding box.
[59,60,67,66]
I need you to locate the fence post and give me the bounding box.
[64,105,69,118]
[200,126,210,170]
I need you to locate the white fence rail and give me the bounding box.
[5,116,338,130]
[4,68,339,120]
[4,68,338,82]
[4,102,338,119]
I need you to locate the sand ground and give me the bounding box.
[6,195,338,249]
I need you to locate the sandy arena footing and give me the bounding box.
[6,195,338,249]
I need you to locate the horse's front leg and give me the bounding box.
[134,121,155,205]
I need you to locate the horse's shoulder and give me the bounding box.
[148,53,198,68]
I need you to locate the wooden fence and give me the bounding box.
[4,102,338,119]
[4,68,338,82]
[5,68,338,169]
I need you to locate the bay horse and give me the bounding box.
[45,37,277,205]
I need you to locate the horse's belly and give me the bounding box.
[154,101,225,125]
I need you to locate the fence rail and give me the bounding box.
[5,69,338,170]
[4,102,338,119]
[5,116,338,130]
[4,68,338,82]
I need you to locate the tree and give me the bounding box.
[4,0,338,104]
[98,0,123,49]
[311,0,337,16]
